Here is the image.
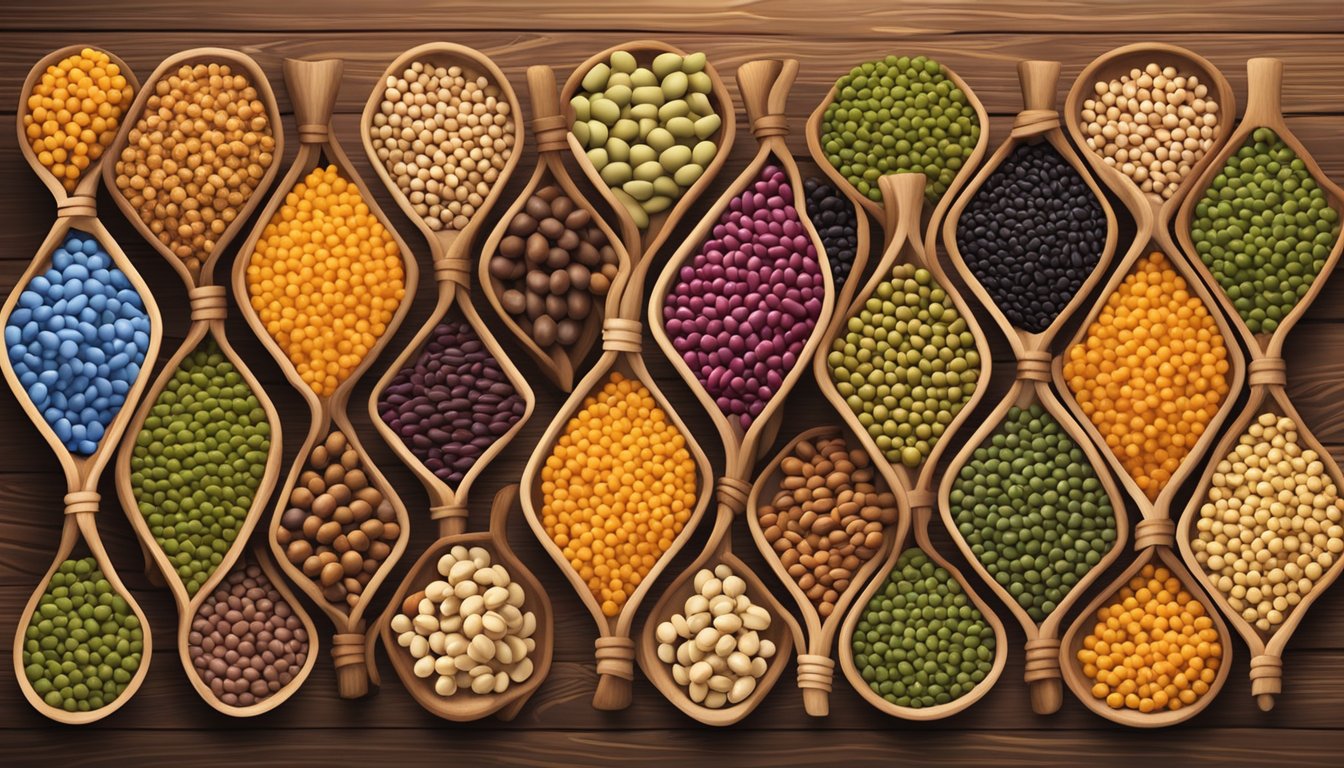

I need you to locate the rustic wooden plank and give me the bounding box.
[4,1,1342,35]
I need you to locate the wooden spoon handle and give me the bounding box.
[877,173,927,253]
[1244,58,1284,127]
[527,65,569,154]
[284,58,343,143]
[736,58,798,139]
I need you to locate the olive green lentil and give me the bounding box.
[1190,127,1341,334]
[22,557,143,713]
[129,337,271,596]
[949,405,1117,622]
[852,548,995,708]
[827,264,980,468]
[820,55,980,204]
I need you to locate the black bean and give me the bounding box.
[803,177,859,292]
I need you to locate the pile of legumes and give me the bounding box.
[1188,128,1341,334]
[275,431,400,609]
[655,565,777,708]
[540,372,697,617]
[663,164,824,430]
[827,265,980,468]
[804,178,860,292]
[955,143,1108,332]
[187,563,309,707]
[820,55,980,204]
[1077,564,1223,713]
[22,557,143,713]
[392,545,537,697]
[488,184,620,349]
[757,434,899,617]
[949,405,1117,621]
[1079,63,1219,200]
[24,47,133,191]
[571,50,721,228]
[1191,413,1344,632]
[851,549,995,708]
[246,164,406,398]
[6,231,150,455]
[129,337,270,595]
[113,61,276,279]
[369,60,515,232]
[376,317,526,486]
[1063,252,1230,500]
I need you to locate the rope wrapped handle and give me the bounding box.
[716,476,752,516]
[64,490,100,515]
[1135,518,1176,550]
[1249,358,1287,388]
[594,636,635,680]
[796,654,835,692]
[737,59,798,141]
[1016,350,1053,382]
[434,254,471,288]
[602,318,642,353]
[1023,637,1062,683]
[429,504,469,521]
[189,286,229,322]
[56,195,98,219]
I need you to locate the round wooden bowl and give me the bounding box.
[838,502,1008,720]
[479,65,630,394]
[560,40,736,265]
[13,511,154,724]
[519,350,713,710]
[649,58,835,480]
[178,545,321,717]
[805,54,989,250]
[636,508,798,726]
[1174,58,1344,361]
[936,376,1130,715]
[1059,544,1235,728]
[232,58,420,699]
[942,60,1120,356]
[812,172,993,504]
[376,484,554,722]
[1176,384,1344,712]
[17,45,141,205]
[101,48,284,291]
[745,425,902,717]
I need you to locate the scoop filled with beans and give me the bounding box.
[369,59,516,232]
[804,178,860,294]
[24,47,134,192]
[112,58,276,280]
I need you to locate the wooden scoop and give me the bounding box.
[233,58,418,699]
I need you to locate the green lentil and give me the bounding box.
[827,264,980,468]
[129,337,271,596]
[23,557,143,713]
[949,405,1117,622]
[820,55,981,204]
[1189,127,1341,334]
[851,548,995,708]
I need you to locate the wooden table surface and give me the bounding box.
[3,2,1343,765]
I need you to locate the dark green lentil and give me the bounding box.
[22,557,143,713]
[820,55,980,204]
[852,548,995,708]
[949,405,1117,622]
[129,337,270,596]
[1190,127,1341,334]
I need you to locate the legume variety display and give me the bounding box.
[1191,413,1344,632]
[1063,252,1230,500]
[1189,128,1341,333]
[6,231,150,455]
[851,549,996,708]
[827,264,981,468]
[22,557,143,713]
[129,337,270,596]
[24,48,133,191]
[663,164,824,430]
[804,178,860,292]
[955,143,1108,332]
[819,55,980,204]
[539,372,697,618]
[571,49,721,228]
[950,405,1117,621]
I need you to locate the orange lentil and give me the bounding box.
[1077,564,1222,713]
[540,372,698,617]
[246,164,405,397]
[1063,252,1229,500]
[23,47,133,191]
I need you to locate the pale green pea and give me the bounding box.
[607,71,633,89]
[687,71,712,94]
[604,84,632,108]
[610,50,637,74]
[581,63,610,92]
[658,100,690,122]
[652,51,684,78]
[681,52,707,74]
[611,188,649,228]
[642,195,674,214]
[632,85,665,106]
[605,137,630,163]
[569,96,590,121]
[674,163,704,187]
[646,127,675,152]
[585,120,608,146]
[638,118,657,140]
[584,146,606,170]
[693,114,721,140]
[691,140,717,166]
[589,97,620,125]
[600,161,632,186]
[652,176,680,198]
[622,179,655,201]
[662,71,688,100]
[630,68,658,88]
[571,121,590,146]
[659,144,691,173]
[686,92,713,116]
[628,143,657,167]
[634,160,664,182]
[666,116,696,139]
[610,118,639,141]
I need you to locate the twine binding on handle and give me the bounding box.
[751,115,789,139]
[905,488,936,511]
[1016,351,1053,382]
[297,123,330,144]
[594,636,635,679]
[434,255,471,288]
[55,195,97,219]
[716,476,752,516]
[1249,654,1283,696]
[531,115,570,153]
[796,654,835,692]
[1010,110,1061,137]
[429,504,469,521]
[602,319,642,353]
[332,632,367,669]
[64,491,100,515]
[188,286,229,322]
[1248,358,1287,388]
[1134,518,1176,549]
[1023,637,1062,682]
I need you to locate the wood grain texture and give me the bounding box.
[2,3,1343,763]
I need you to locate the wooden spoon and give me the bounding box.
[361,44,534,539]
[805,55,989,249]
[376,484,554,721]
[745,425,901,717]
[233,58,418,699]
